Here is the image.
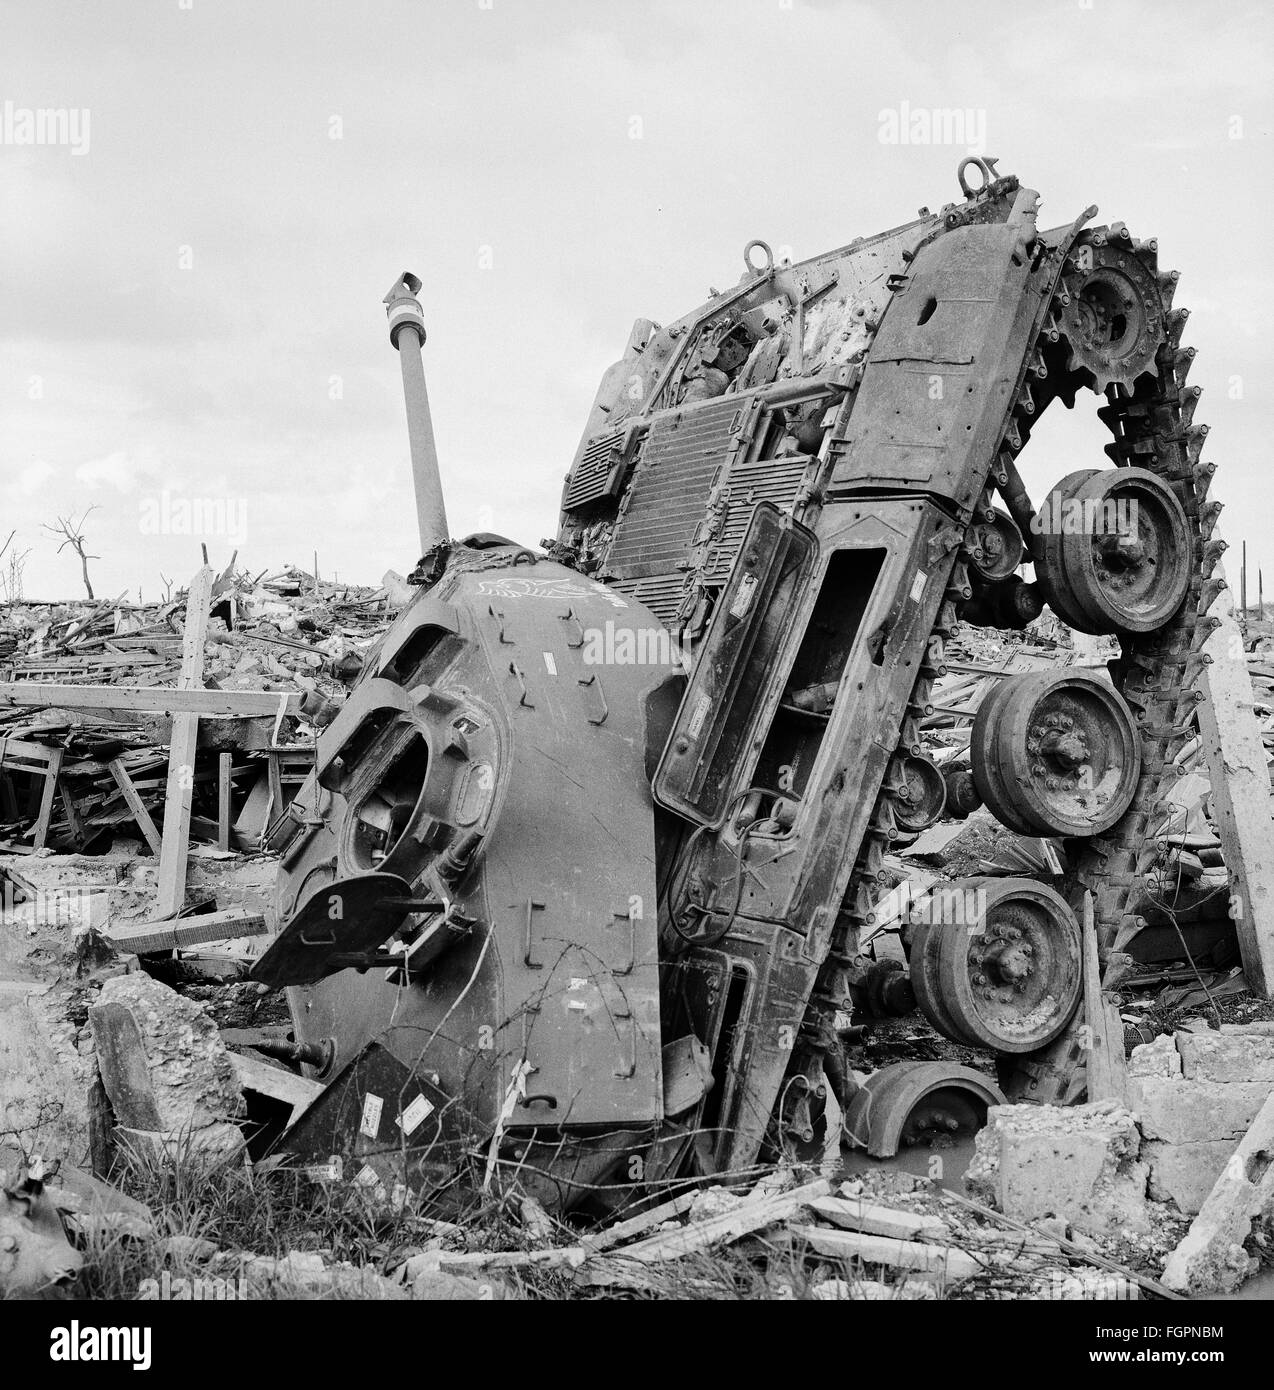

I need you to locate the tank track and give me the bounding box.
[806,225,1215,1108]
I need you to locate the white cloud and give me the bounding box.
[15,459,56,495]
[74,450,149,492]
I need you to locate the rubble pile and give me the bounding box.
[0,585,1270,1300]
[0,563,399,856]
[1132,1024,1274,1214]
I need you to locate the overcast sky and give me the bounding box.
[2,0,1271,604]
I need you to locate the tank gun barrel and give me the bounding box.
[383,271,449,556]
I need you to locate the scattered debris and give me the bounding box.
[965,1101,1151,1237]
[89,972,246,1167]
[1131,1026,1274,1214]
[0,1157,84,1298]
[1161,1090,1274,1294]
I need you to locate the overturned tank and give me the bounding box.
[252,159,1213,1212]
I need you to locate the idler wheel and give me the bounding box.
[893,754,947,833]
[910,877,1082,1053]
[845,1060,1004,1157]
[971,668,1141,836]
[1035,467,1190,635]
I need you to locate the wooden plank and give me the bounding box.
[584,1178,831,1267]
[811,1193,947,1241]
[1081,891,1127,1103]
[32,745,63,850]
[433,1247,586,1274]
[57,776,85,846]
[106,758,163,856]
[0,683,301,717]
[579,1191,700,1253]
[217,752,233,852]
[1198,583,1274,996]
[230,1051,323,1124]
[155,567,214,920]
[105,908,267,955]
[789,1224,981,1280]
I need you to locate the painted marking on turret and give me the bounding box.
[477,576,628,607]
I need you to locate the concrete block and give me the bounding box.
[1143,1140,1236,1215]
[1129,1077,1272,1145]
[1178,1030,1274,1084]
[116,1123,245,1168]
[1128,1032,1181,1079]
[1162,1092,1274,1294]
[89,973,244,1146]
[965,1102,1150,1237]
[0,982,95,1165]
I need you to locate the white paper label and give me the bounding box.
[910,570,927,602]
[729,572,758,618]
[397,1093,436,1136]
[354,1163,380,1188]
[360,1092,383,1139]
[687,693,712,740]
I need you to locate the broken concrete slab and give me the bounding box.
[1161,1090,1274,1294]
[1144,1140,1237,1215]
[89,972,245,1162]
[1130,1077,1271,1145]
[965,1101,1150,1237]
[115,1123,246,1168]
[1178,1029,1274,1084]
[1128,1031,1182,1079]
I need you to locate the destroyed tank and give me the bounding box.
[253,159,1215,1212]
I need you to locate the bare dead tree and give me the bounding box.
[43,506,100,600]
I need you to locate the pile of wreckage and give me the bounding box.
[0,573,1272,1300]
[0,561,400,863]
